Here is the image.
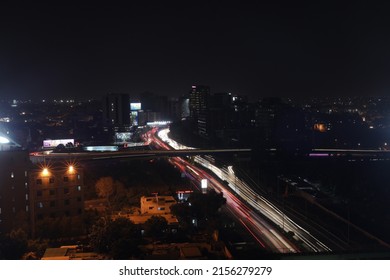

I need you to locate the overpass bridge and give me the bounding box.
[309,148,390,158]
[30,148,252,163]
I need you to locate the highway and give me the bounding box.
[29,126,332,253]
[154,128,332,253]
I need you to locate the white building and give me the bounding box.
[140,195,176,215]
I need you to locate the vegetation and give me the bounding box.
[171,189,226,232]
[143,216,168,240]
[89,217,141,259]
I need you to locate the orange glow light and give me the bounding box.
[42,168,49,176]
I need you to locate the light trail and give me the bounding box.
[156,128,332,253]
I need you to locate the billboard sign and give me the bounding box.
[43,139,74,148]
[130,102,141,111]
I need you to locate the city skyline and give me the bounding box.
[2,2,390,100]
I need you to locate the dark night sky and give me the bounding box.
[1,2,390,100]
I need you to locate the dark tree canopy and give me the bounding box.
[89,217,141,259]
[143,216,168,240]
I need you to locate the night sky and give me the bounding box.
[1,2,390,100]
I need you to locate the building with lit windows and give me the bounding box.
[29,163,84,237]
[112,195,178,225]
[189,85,210,137]
[0,149,30,234]
[140,195,176,215]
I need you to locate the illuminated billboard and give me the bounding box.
[201,179,208,194]
[83,146,118,152]
[43,139,74,148]
[115,132,132,142]
[130,102,141,111]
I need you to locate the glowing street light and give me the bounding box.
[68,165,75,173]
[41,168,49,177]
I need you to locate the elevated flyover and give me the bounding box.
[30,148,252,163]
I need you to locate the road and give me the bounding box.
[152,128,333,253]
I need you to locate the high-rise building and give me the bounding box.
[179,95,190,120]
[189,85,210,137]
[0,150,30,234]
[102,93,130,131]
[189,85,209,121]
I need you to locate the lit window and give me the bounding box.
[38,202,43,208]
[25,182,28,188]
[77,174,81,180]
[25,194,28,201]
[11,172,14,178]
[25,205,29,212]
[25,171,27,177]
[77,186,81,191]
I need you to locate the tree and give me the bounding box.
[0,230,28,259]
[110,180,129,210]
[89,217,141,259]
[144,216,168,240]
[55,144,65,152]
[170,203,192,231]
[95,177,115,204]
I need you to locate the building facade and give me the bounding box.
[102,93,130,131]
[29,164,84,237]
[140,195,176,215]
[0,150,30,234]
[189,85,210,137]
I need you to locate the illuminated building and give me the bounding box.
[130,102,141,126]
[29,164,84,237]
[140,195,176,215]
[112,195,178,225]
[189,85,210,137]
